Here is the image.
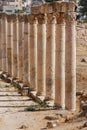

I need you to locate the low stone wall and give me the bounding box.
[0,1,76,110]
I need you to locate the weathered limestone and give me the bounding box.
[17,16,23,81]
[29,17,37,90]
[23,16,29,86]
[7,16,13,76]
[33,18,38,90]
[55,15,65,109]
[0,1,76,110]
[37,15,47,96]
[1,16,7,72]
[46,15,56,100]
[12,16,18,78]
[65,13,76,110]
[0,16,2,70]
[60,22,65,109]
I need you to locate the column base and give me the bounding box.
[36,95,45,101]
[45,99,54,107]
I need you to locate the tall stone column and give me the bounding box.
[55,15,65,109]
[28,22,30,83]
[60,20,66,109]
[34,18,38,91]
[5,16,8,73]
[65,13,76,111]
[37,15,47,96]
[12,16,18,78]
[17,16,24,82]
[23,16,29,86]
[1,16,7,72]
[29,17,38,90]
[46,15,56,101]
[0,15,2,71]
[7,16,13,76]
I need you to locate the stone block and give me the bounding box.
[47,120,59,128]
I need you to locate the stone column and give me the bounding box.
[65,13,76,111]
[1,16,7,72]
[28,22,30,83]
[34,18,38,90]
[0,15,2,71]
[5,16,8,73]
[17,16,24,82]
[60,22,65,109]
[46,15,56,101]
[60,20,66,109]
[71,20,76,111]
[37,15,47,96]
[12,16,18,78]
[29,17,38,90]
[7,16,13,76]
[23,16,29,86]
[55,15,65,109]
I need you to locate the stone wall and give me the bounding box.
[0,1,76,110]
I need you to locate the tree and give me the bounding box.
[79,0,87,16]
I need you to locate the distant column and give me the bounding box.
[0,15,2,71]
[1,16,7,72]
[17,16,24,82]
[37,15,47,96]
[23,16,29,86]
[7,16,12,76]
[60,21,66,109]
[55,15,65,109]
[65,13,76,111]
[11,16,17,78]
[29,17,38,90]
[46,16,56,100]
[34,18,38,90]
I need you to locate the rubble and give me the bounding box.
[47,121,59,128]
[45,115,58,120]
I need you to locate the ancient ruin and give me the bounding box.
[0,1,76,110]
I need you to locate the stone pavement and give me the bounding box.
[0,79,37,113]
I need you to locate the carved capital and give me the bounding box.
[7,15,14,22]
[29,15,35,24]
[37,14,47,24]
[18,15,24,22]
[33,17,38,24]
[12,15,18,23]
[65,12,76,25]
[56,13,65,24]
[24,15,30,23]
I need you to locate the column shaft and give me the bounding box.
[71,23,76,111]
[55,24,61,105]
[12,18,18,78]
[17,20,23,81]
[65,21,76,110]
[60,23,65,109]
[29,19,37,90]
[28,22,30,82]
[42,23,46,96]
[37,23,43,95]
[37,20,46,96]
[46,17,56,100]
[55,22,65,109]
[34,18,38,90]
[7,19,12,76]
[23,21,29,85]
[1,17,7,72]
[0,17,2,70]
